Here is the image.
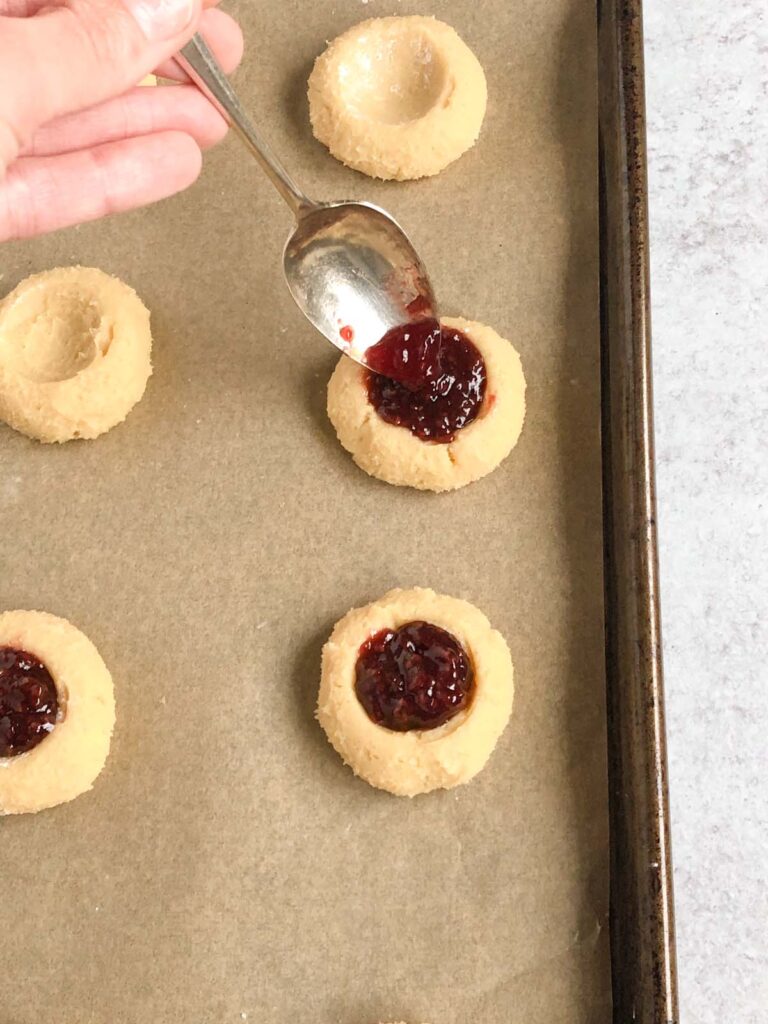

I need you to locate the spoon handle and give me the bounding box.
[177,33,311,217]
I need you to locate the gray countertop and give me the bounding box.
[645,3,767,1021]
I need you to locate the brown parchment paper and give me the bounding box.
[0,1,608,1021]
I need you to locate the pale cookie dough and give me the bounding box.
[318,588,514,797]
[0,610,115,815]
[0,266,153,443]
[308,16,487,180]
[327,317,526,492]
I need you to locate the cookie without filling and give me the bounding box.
[327,317,526,491]
[317,588,514,796]
[0,266,152,443]
[309,16,487,180]
[0,610,115,815]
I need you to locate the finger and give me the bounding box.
[23,85,227,157]
[153,7,243,79]
[0,0,46,12]
[0,0,220,17]
[0,0,55,13]
[1,0,205,143]
[0,130,202,241]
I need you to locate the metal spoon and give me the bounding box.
[177,34,437,367]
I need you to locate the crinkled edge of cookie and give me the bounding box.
[0,610,115,814]
[0,266,152,443]
[309,16,487,180]
[317,587,514,797]
[327,317,526,492]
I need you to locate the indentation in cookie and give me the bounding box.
[339,27,448,125]
[0,286,104,383]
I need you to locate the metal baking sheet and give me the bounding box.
[1,2,619,1021]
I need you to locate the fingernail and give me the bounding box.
[122,0,197,42]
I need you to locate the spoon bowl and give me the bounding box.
[284,201,436,364]
[178,35,437,368]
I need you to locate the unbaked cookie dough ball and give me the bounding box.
[327,317,526,492]
[0,266,153,443]
[308,16,487,180]
[0,610,115,815]
[317,588,514,797]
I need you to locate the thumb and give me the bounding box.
[1,0,202,170]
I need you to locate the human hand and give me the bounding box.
[0,0,243,242]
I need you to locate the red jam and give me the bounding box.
[355,621,475,732]
[365,321,487,442]
[0,647,59,757]
[366,318,444,392]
